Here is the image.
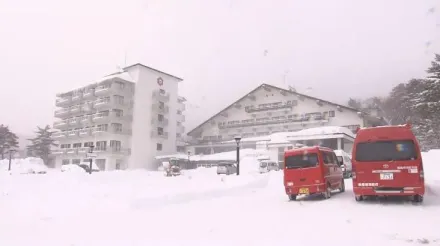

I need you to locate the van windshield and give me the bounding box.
[285,153,319,169]
[260,162,267,167]
[355,140,417,162]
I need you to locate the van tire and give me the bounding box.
[413,195,423,203]
[323,184,332,199]
[288,195,297,201]
[340,179,345,192]
[355,195,363,202]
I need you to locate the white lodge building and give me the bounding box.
[187,83,385,155]
[52,63,186,171]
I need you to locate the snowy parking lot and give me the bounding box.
[0,154,439,246]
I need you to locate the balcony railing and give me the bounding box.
[53,120,68,129]
[151,118,169,126]
[177,125,185,133]
[94,98,111,107]
[83,90,95,98]
[151,104,169,113]
[152,90,170,102]
[72,94,82,101]
[54,108,70,117]
[151,131,168,139]
[95,85,111,95]
[245,102,295,113]
[219,116,329,129]
[52,132,67,139]
[78,128,92,137]
[177,114,185,122]
[55,97,71,107]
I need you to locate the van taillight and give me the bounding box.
[352,165,356,180]
[419,161,424,180]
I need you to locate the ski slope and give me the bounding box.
[0,153,439,246]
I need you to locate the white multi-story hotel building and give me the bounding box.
[186,83,386,155]
[52,63,186,170]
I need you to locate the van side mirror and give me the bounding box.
[338,161,343,166]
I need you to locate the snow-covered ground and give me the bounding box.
[0,153,439,245]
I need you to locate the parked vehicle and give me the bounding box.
[284,146,345,201]
[334,149,353,178]
[164,158,181,177]
[217,162,237,175]
[259,160,279,173]
[352,124,424,203]
[79,161,100,172]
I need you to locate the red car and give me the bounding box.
[351,124,425,203]
[284,146,345,201]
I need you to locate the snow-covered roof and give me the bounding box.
[97,72,134,83]
[224,126,355,145]
[155,149,268,162]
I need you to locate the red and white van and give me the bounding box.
[351,124,425,202]
[284,146,345,201]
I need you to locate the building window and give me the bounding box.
[113,95,124,105]
[329,110,335,117]
[157,143,163,151]
[111,123,123,132]
[96,124,108,132]
[84,142,93,147]
[73,143,82,148]
[62,159,70,165]
[159,101,165,109]
[72,159,81,164]
[114,81,125,90]
[110,140,121,152]
[176,133,182,138]
[159,89,166,94]
[158,127,164,135]
[177,110,182,115]
[112,109,123,117]
[96,141,107,151]
[60,144,71,149]
[158,114,164,121]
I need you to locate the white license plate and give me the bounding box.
[380,173,394,180]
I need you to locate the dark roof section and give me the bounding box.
[123,63,184,81]
[187,83,361,136]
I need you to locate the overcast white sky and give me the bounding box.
[1,0,439,137]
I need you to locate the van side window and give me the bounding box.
[321,151,330,165]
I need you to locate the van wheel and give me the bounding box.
[323,184,332,199]
[288,195,297,201]
[355,195,363,202]
[413,195,423,203]
[340,179,345,192]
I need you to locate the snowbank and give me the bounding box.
[61,164,86,173]
[0,157,48,174]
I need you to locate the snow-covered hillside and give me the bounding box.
[0,152,439,245]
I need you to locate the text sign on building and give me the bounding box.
[86,153,97,158]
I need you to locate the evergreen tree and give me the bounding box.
[27,125,57,165]
[0,124,19,159]
[411,54,440,150]
[347,98,362,110]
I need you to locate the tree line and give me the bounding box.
[347,54,440,151]
[0,124,56,165]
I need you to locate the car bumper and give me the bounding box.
[353,186,425,196]
[285,183,326,195]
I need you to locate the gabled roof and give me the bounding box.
[187,83,361,136]
[123,63,183,81]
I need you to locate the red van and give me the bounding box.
[351,124,425,203]
[284,146,345,201]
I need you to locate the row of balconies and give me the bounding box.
[54,97,129,118]
[56,83,129,107]
[53,147,131,155]
[244,101,297,113]
[53,112,132,129]
[53,128,132,139]
[219,117,330,129]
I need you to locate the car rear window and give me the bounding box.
[355,140,417,162]
[260,162,267,167]
[285,153,319,169]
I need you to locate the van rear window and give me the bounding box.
[285,153,319,169]
[355,140,417,162]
